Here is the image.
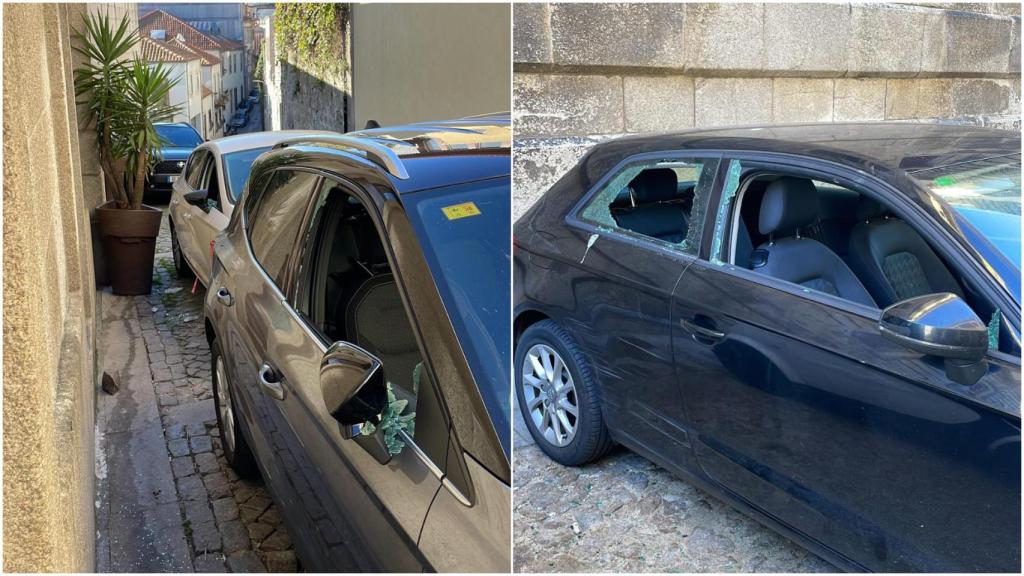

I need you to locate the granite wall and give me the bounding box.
[513,2,1022,217]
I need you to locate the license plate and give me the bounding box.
[167,175,178,183]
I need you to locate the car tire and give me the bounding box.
[211,337,259,478]
[515,319,613,466]
[170,223,194,279]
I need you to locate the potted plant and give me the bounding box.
[73,13,178,295]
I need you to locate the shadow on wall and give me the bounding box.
[274,61,349,132]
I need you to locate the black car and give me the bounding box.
[204,116,511,571]
[146,122,204,203]
[514,123,1020,572]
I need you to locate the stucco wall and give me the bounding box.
[350,3,511,128]
[513,2,1022,217]
[3,3,101,571]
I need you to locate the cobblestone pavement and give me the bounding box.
[97,211,297,572]
[512,408,833,573]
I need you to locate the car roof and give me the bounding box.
[269,115,511,193]
[202,130,339,155]
[600,122,1020,174]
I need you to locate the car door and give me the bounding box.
[671,158,1021,572]
[173,147,210,272]
[554,155,721,468]
[242,173,447,571]
[188,151,230,286]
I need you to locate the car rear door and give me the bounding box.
[551,155,722,470]
[670,158,1021,571]
[188,152,229,285]
[173,148,210,273]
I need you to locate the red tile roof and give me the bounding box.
[139,36,196,63]
[139,9,244,53]
[168,38,221,66]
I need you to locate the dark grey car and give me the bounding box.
[203,118,511,572]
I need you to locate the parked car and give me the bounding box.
[248,87,260,104]
[145,122,204,204]
[227,110,248,131]
[514,123,1020,572]
[168,130,334,286]
[204,116,511,571]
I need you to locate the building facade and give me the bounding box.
[139,9,248,138]
[140,36,203,124]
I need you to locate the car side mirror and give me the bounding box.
[184,189,208,206]
[879,293,989,386]
[320,341,387,431]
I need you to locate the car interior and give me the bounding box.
[305,184,423,405]
[199,157,221,211]
[728,172,1017,354]
[609,167,695,244]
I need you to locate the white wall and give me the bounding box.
[161,59,203,124]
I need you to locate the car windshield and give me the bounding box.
[156,124,203,147]
[222,147,271,201]
[403,178,510,457]
[912,153,1021,272]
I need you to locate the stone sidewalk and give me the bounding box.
[512,404,833,572]
[95,212,296,572]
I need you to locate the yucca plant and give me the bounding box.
[73,13,178,210]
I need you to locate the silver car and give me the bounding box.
[203,117,512,571]
[169,131,334,286]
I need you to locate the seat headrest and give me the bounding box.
[855,196,888,221]
[628,168,677,204]
[758,177,819,235]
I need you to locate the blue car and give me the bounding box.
[146,122,204,203]
[514,123,1020,572]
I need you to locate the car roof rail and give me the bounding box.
[272,134,411,180]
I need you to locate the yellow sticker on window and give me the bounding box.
[442,202,481,220]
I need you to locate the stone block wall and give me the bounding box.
[3,3,102,571]
[513,2,1022,217]
[262,7,351,133]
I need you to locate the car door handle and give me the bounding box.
[258,363,286,400]
[680,318,726,343]
[216,287,233,307]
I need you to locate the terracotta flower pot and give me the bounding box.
[95,201,163,295]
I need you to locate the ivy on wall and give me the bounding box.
[274,3,348,80]
[253,39,264,84]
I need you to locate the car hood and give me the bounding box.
[158,147,195,161]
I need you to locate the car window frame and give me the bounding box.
[244,167,325,289]
[565,151,725,260]
[184,147,211,190]
[702,150,1021,364]
[275,170,475,502]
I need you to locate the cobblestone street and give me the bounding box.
[96,210,296,572]
[512,408,833,573]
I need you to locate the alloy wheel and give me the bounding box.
[215,356,236,454]
[522,343,579,447]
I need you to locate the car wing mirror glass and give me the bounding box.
[879,292,989,385]
[184,189,208,206]
[320,341,388,428]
